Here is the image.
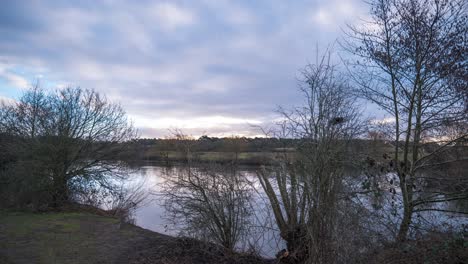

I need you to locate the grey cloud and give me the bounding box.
[0,0,364,137]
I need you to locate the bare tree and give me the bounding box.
[257,51,365,263]
[0,86,136,208]
[160,132,253,251]
[169,128,197,163]
[343,0,468,242]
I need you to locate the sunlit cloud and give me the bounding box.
[371,117,396,125]
[134,115,262,130]
[132,114,265,138]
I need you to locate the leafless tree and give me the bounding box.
[169,128,197,163]
[159,132,253,251]
[257,50,365,263]
[0,86,136,208]
[343,0,468,242]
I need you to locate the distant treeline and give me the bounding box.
[124,136,401,166]
[133,136,298,153]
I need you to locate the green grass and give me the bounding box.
[0,211,133,264]
[0,210,268,264]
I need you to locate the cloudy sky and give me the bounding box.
[0,0,370,138]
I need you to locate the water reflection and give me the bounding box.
[127,163,283,257]
[125,162,466,257]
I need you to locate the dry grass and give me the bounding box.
[367,232,468,264]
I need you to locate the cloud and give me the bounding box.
[309,0,363,30]
[0,63,30,89]
[313,8,333,26]
[134,115,262,130]
[150,2,196,31]
[133,114,265,138]
[0,71,29,89]
[0,95,16,105]
[0,0,366,138]
[202,0,256,27]
[371,117,396,125]
[44,8,98,45]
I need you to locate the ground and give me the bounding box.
[0,210,270,264]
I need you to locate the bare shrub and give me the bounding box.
[73,172,150,224]
[160,161,253,251]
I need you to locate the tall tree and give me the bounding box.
[344,0,468,241]
[258,51,364,263]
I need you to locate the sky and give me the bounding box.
[0,0,371,138]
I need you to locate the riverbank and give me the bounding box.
[1,209,466,264]
[0,209,270,264]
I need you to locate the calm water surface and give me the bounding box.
[124,162,467,257]
[127,163,283,256]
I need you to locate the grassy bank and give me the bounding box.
[0,210,270,264]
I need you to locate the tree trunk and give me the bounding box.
[281,227,308,263]
[51,174,68,208]
[397,203,412,242]
[397,170,413,243]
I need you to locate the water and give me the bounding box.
[125,163,284,257]
[121,162,467,257]
[128,165,172,234]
